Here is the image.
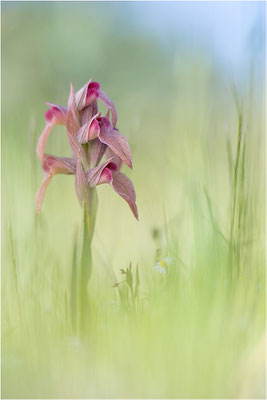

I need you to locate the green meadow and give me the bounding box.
[2,2,265,398]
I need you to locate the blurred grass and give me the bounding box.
[1,2,265,399]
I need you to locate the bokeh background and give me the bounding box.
[2,1,265,399]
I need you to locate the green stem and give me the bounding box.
[130,285,136,314]
[229,111,242,279]
[78,188,98,335]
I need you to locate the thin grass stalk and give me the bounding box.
[237,141,246,275]
[204,187,228,244]
[9,226,22,324]
[229,111,243,279]
[70,229,79,333]
[226,138,233,189]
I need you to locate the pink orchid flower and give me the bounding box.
[77,115,132,169]
[75,80,118,127]
[86,152,138,220]
[35,154,76,215]
[36,103,67,162]
[35,80,138,220]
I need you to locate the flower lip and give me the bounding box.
[76,113,101,144]
[88,81,100,91]
[99,116,110,127]
[44,106,67,124]
[42,156,53,174]
[85,82,101,105]
[86,157,114,187]
[99,167,113,184]
[106,161,118,171]
[42,154,76,175]
[45,108,55,123]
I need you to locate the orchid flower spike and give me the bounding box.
[35,79,138,220]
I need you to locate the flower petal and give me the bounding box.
[88,139,107,168]
[80,101,98,125]
[98,167,113,185]
[67,83,80,136]
[75,80,100,111]
[165,257,175,266]
[98,89,118,127]
[75,80,117,126]
[35,174,53,215]
[110,171,138,220]
[99,117,132,169]
[66,84,88,167]
[75,158,90,207]
[85,158,114,187]
[105,148,123,171]
[77,113,101,144]
[43,154,76,175]
[45,103,68,124]
[75,79,92,110]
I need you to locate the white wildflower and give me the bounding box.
[152,257,175,275]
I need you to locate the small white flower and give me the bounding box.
[152,257,175,275]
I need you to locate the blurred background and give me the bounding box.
[2,1,265,399]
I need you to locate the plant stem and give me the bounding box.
[78,189,98,335]
[229,111,243,279]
